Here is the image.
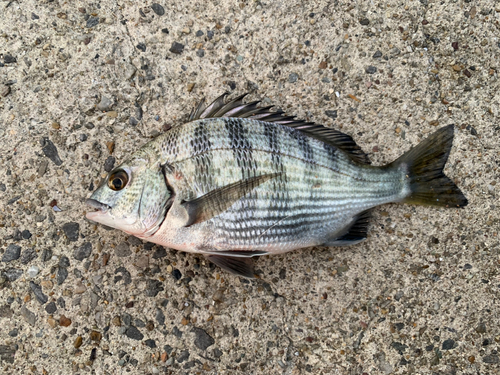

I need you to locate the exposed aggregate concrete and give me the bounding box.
[1,0,499,374]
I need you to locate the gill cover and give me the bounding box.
[138,165,173,236]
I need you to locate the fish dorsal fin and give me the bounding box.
[188,93,370,165]
[286,124,370,164]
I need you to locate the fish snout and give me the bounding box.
[85,198,112,222]
[86,198,111,212]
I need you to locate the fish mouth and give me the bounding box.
[85,198,111,220]
[86,198,111,211]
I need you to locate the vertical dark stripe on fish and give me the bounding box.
[263,123,291,226]
[263,122,283,172]
[323,142,338,169]
[225,118,254,178]
[166,127,179,160]
[190,121,211,155]
[223,119,256,235]
[291,129,315,164]
[190,121,213,188]
[290,128,315,187]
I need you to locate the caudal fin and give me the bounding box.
[390,125,468,208]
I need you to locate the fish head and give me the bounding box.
[86,150,172,237]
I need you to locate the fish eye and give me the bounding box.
[108,169,129,191]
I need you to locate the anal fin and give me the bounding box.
[204,254,256,278]
[324,210,371,247]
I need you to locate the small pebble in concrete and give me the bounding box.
[2,245,21,262]
[30,281,48,304]
[125,326,144,340]
[97,96,113,111]
[192,327,214,350]
[86,17,99,28]
[20,248,37,264]
[62,222,80,242]
[104,156,116,172]
[41,138,62,166]
[151,3,165,16]
[115,242,131,257]
[325,110,337,119]
[45,302,57,314]
[27,266,39,278]
[442,339,456,350]
[169,42,184,54]
[21,306,36,326]
[145,339,156,348]
[74,242,92,261]
[57,267,68,285]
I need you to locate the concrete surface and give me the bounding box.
[1,0,499,374]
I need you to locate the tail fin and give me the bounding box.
[390,125,468,208]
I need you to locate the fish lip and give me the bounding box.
[85,198,111,212]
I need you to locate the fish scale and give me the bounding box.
[86,93,467,277]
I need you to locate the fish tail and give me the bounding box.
[390,125,468,208]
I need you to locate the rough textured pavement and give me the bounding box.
[1,0,499,374]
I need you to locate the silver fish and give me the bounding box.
[86,93,467,277]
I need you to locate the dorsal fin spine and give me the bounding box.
[188,93,371,165]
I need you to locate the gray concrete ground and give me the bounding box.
[1,0,499,374]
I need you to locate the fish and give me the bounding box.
[85,93,468,278]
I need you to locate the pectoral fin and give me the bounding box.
[204,255,256,278]
[181,173,280,226]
